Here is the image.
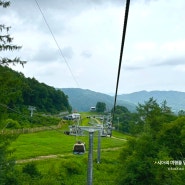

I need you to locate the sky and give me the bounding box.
[1,0,185,94]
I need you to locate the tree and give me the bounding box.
[178,110,185,116]
[96,102,106,113]
[0,0,26,120]
[116,131,175,185]
[0,1,26,184]
[0,133,19,184]
[116,99,185,185]
[157,117,185,160]
[0,1,26,67]
[111,105,133,133]
[135,98,176,134]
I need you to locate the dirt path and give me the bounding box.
[16,146,123,164]
[111,136,127,141]
[16,153,74,164]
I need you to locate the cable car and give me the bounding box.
[73,141,86,155]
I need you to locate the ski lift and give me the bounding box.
[73,141,86,155]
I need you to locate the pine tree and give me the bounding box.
[0,0,26,66]
[0,1,23,183]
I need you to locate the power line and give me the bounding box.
[112,0,130,120]
[34,0,80,88]
[0,103,64,133]
[0,103,24,116]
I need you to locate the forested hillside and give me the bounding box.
[62,88,136,112]
[0,66,71,114]
[62,88,185,113]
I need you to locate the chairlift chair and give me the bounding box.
[101,129,107,137]
[73,141,86,155]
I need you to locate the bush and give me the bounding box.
[22,163,41,178]
[4,119,21,129]
[61,159,83,175]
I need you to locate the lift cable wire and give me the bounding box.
[3,0,130,130]
[112,0,130,121]
[34,0,80,88]
[0,103,25,116]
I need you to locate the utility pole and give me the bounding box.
[97,130,101,164]
[78,126,102,185]
[28,106,36,117]
[88,116,102,164]
[88,130,94,185]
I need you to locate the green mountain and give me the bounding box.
[61,88,136,112]
[118,90,185,113]
[0,66,71,113]
[62,88,185,113]
[3,65,184,114]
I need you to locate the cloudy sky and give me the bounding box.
[2,0,185,94]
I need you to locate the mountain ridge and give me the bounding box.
[61,88,185,113]
[61,88,136,112]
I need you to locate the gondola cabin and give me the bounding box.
[73,141,85,155]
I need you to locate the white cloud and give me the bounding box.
[2,0,185,94]
[161,40,185,54]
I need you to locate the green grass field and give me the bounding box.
[9,115,128,184]
[10,129,126,160]
[15,148,121,185]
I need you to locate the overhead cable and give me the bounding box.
[34,0,80,88]
[112,0,130,120]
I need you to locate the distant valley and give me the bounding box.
[62,88,185,113]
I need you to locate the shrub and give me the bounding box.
[22,163,41,178]
[4,119,20,129]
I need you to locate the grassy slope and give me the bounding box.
[10,113,129,184]
[11,112,128,160]
[16,149,121,185]
[12,131,126,184]
[11,129,126,160]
